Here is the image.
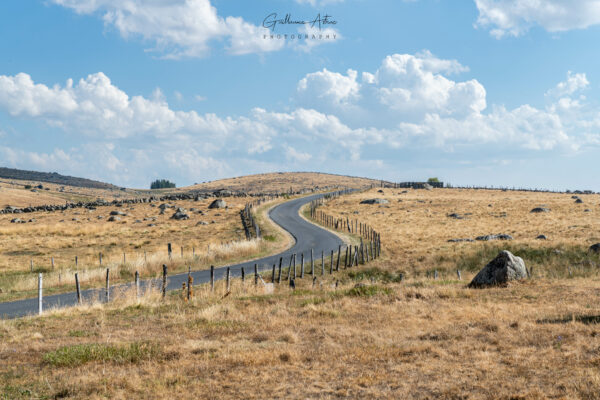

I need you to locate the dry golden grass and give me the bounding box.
[0,171,377,207]
[2,188,600,399]
[0,178,145,207]
[182,172,379,194]
[0,195,292,302]
[2,262,600,399]
[320,187,600,278]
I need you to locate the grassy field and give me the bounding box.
[0,195,293,302]
[319,187,600,279]
[0,172,378,207]
[0,178,145,207]
[2,186,600,399]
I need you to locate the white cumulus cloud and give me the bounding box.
[475,0,600,38]
[51,0,284,58]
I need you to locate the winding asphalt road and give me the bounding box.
[0,193,345,319]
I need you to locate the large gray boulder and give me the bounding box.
[469,250,527,288]
[208,199,226,209]
[360,198,389,205]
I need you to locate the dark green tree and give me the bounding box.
[150,179,176,189]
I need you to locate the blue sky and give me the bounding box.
[0,0,599,190]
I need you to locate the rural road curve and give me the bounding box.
[0,192,345,319]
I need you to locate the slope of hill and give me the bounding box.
[0,167,118,190]
[181,172,382,194]
[0,170,383,208]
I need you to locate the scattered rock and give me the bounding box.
[575,198,584,204]
[10,218,23,223]
[171,210,189,220]
[475,234,513,241]
[197,221,209,226]
[108,216,121,222]
[536,235,548,240]
[110,210,127,216]
[209,199,227,209]
[585,209,591,212]
[531,207,550,213]
[423,183,433,190]
[148,224,156,227]
[448,213,464,219]
[468,250,527,288]
[158,203,172,210]
[360,198,389,205]
[590,243,600,253]
[447,238,474,243]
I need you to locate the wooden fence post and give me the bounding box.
[75,272,81,304]
[38,273,42,315]
[321,251,325,276]
[30,259,33,273]
[51,257,54,270]
[456,270,462,280]
[271,264,276,283]
[105,268,110,302]
[187,275,193,300]
[293,254,297,280]
[254,264,258,286]
[135,271,140,298]
[168,243,172,260]
[75,256,78,268]
[286,255,293,281]
[181,246,184,258]
[241,267,245,283]
[300,253,305,278]
[330,250,334,274]
[162,264,167,298]
[311,249,314,276]
[336,246,341,271]
[210,265,215,292]
[278,257,282,284]
[226,267,231,292]
[99,252,102,266]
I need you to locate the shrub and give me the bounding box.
[346,285,392,297]
[43,342,160,367]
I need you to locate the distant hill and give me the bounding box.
[181,172,384,194]
[0,167,118,190]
